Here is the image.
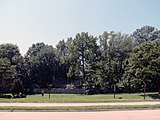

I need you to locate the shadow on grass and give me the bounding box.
[140,93,160,99]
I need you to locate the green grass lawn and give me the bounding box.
[0,92,160,103]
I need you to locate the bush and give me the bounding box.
[12,94,26,98]
[10,79,25,97]
[83,79,93,94]
[65,84,76,89]
[0,94,12,98]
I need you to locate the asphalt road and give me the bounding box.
[0,101,160,106]
[0,110,160,120]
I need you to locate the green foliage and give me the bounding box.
[0,43,23,93]
[133,26,160,45]
[83,79,100,95]
[10,79,25,97]
[98,32,133,92]
[25,42,59,88]
[1,25,160,94]
[0,58,16,80]
[65,84,76,89]
[66,32,99,85]
[83,62,102,94]
[124,40,160,92]
[0,94,12,98]
[0,43,21,65]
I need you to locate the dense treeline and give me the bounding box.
[0,25,160,95]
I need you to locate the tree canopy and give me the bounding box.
[0,25,160,94]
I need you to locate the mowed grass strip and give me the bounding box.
[0,105,160,111]
[0,93,159,103]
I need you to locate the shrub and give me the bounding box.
[65,84,76,89]
[12,94,26,98]
[10,79,25,98]
[0,94,12,98]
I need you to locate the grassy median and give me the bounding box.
[0,105,160,111]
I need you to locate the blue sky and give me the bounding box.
[0,0,160,54]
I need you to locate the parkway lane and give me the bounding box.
[0,110,160,120]
[0,101,160,106]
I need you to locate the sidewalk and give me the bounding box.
[0,101,160,107]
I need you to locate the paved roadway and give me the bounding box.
[0,110,160,120]
[0,101,160,106]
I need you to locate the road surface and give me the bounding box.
[0,110,160,120]
[0,101,160,106]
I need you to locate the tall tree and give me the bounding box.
[0,43,21,65]
[67,32,98,86]
[125,40,160,93]
[56,39,71,85]
[25,42,59,88]
[0,44,22,92]
[0,58,16,92]
[133,26,160,45]
[99,32,132,92]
